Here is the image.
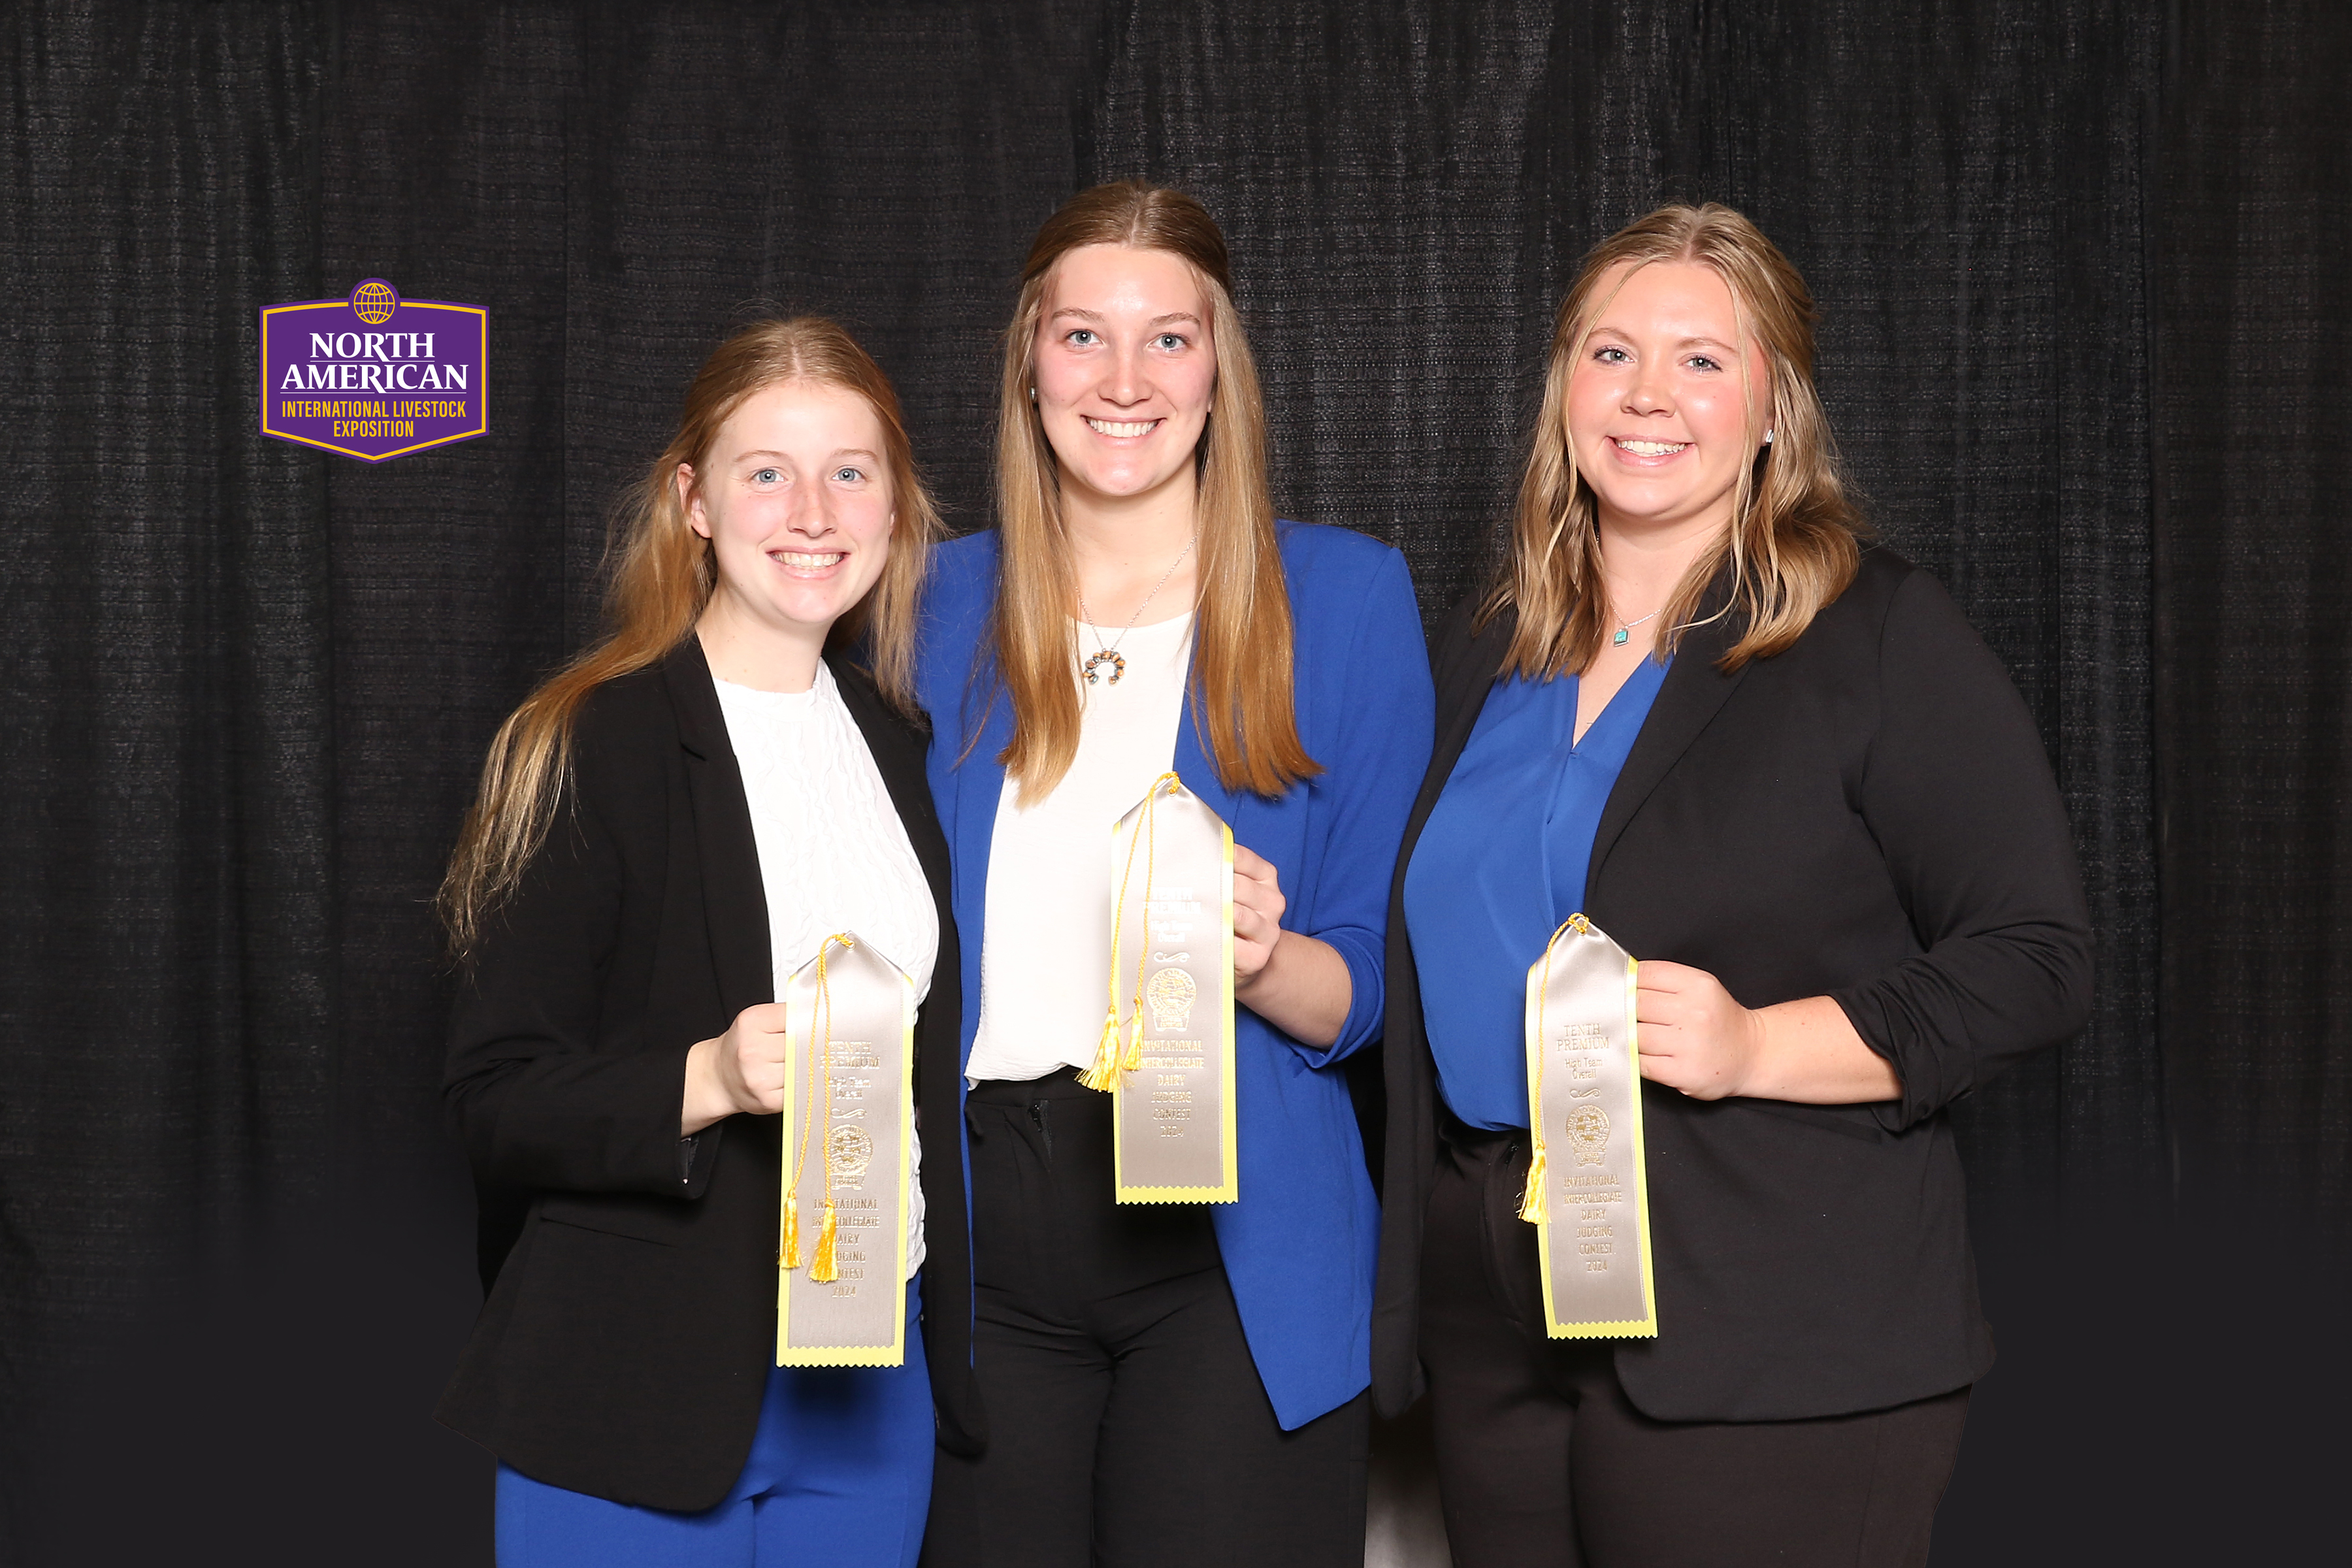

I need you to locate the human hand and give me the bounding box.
[682,1002,792,1134]
[1633,960,1765,1100]
[1231,843,1288,983]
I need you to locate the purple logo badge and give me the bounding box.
[259,279,487,461]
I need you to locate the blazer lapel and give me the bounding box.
[1586,591,1748,902]
[937,658,1013,1071]
[1395,600,1518,873]
[665,636,774,1009]
[948,679,1011,906]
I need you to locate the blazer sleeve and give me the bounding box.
[1290,546,1437,1066]
[1829,568,2095,1132]
[444,736,708,1200]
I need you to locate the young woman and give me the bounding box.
[434,318,974,1567]
[1375,206,2093,1566]
[913,182,1434,1568]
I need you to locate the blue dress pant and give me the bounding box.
[496,1282,934,1568]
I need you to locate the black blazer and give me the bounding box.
[1371,549,2093,1424]
[436,638,981,1512]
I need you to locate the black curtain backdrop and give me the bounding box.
[1,3,2343,1563]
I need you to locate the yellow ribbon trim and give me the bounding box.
[781,932,856,1281]
[1521,913,1594,1223]
[1082,772,1180,1092]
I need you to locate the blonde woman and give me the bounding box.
[1376,206,2092,1565]
[435,318,965,1567]
[913,183,1434,1568]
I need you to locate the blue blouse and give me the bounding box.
[1403,656,1672,1130]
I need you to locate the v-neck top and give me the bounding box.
[1402,655,1673,1130]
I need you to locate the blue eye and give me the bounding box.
[1067,329,1098,346]
[1593,346,1629,364]
[1688,355,1722,373]
[832,466,866,483]
[751,467,781,484]
[1155,333,1186,351]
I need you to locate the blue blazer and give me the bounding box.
[915,520,1434,1429]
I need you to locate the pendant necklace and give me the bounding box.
[1611,608,1662,647]
[1078,540,1194,686]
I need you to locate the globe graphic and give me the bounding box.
[350,280,397,324]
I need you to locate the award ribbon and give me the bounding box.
[1079,772,1238,1204]
[776,932,915,1367]
[1520,914,1658,1338]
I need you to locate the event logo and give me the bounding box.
[259,279,487,461]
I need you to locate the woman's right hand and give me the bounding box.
[681,1003,792,1135]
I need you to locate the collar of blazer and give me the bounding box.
[662,634,774,1011]
[1411,563,1752,913]
[1588,575,1751,898]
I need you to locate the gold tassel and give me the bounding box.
[808,1200,840,1283]
[1077,1006,1124,1092]
[1121,1006,1145,1071]
[1518,1143,1548,1224]
[779,1190,802,1269]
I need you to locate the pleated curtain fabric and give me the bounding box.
[1,2,2345,1561]
[2153,1,2352,1228]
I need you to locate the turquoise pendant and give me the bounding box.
[1612,628,1629,646]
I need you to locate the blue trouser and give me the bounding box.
[495,1282,934,1568]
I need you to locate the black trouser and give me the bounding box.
[923,1068,1368,1568]
[1422,1122,1970,1568]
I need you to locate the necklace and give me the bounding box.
[1077,540,1194,686]
[1610,607,1662,647]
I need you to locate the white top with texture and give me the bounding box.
[969,613,1194,1083]
[713,662,936,1280]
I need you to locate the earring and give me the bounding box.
[1028,385,1037,402]
[1763,429,1774,445]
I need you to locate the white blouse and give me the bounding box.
[969,613,1194,1083]
[713,664,936,1280]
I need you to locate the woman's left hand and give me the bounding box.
[1231,843,1288,981]
[1226,843,1351,1049]
[1633,960,1765,1100]
[1635,962,1903,1105]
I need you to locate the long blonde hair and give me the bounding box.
[439,316,943,959]
[989,181,1315,798]
[1485,203,1864,677]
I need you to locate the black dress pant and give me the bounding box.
[1422,1122,1970,1568]
[923,1068,1368,1568]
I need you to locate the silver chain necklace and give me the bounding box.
[1077,540,1195,686]
[1610,607,1663,647]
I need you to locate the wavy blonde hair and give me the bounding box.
[1485,203,1864,677]
[988,181,1315,798]
[439,316,943,959]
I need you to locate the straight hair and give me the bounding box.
[438,316,943,960]
[988,181,1315,798]
[1485,203,1864,677]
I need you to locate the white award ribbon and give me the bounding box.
[1080,772,1238,1204]
[1520,913,1658,1338]
[776,932,915,1367]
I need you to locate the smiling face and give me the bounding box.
[680,379,894,657]
[1565,259,1771,543]
[1030,242,1217,509]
